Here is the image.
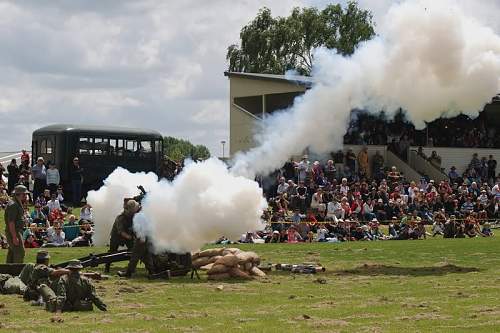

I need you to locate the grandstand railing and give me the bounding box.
[386,150,422,182]
[408,150,448,182]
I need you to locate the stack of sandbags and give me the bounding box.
[192,248,266,280]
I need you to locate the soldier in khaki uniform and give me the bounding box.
[4,185,28,263]
[39,259,107,312]
[104,199,140,273]
[23,250,70,303]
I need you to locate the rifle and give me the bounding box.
[54,251,131,269]
[275,263,326,274]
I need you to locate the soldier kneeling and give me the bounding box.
[39,259,107,312]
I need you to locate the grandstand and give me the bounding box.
[225,72,500,182]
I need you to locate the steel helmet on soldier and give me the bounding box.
[125,199,140,212]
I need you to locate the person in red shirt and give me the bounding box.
[24,234,40,248]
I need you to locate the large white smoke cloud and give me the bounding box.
[87,168,159,247]
[89,0,500,252]
[88,159,267,252]
[232,0,500,178]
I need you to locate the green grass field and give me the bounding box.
[1,235,500,332]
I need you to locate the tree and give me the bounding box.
[227,1,375,76]
[163,136,211,161]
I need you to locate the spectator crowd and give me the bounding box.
[344,109,500,149]
[249,151,499,244]
[1,151,94,250]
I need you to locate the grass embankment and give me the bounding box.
[0,229,500,332]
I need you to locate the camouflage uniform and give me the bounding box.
[23,263,54,301]
[4,192,26,263]
[39,260,107,312]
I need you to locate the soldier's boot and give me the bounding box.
[31,295,45,307]
[117,270,131,278]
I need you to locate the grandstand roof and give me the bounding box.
[224,71,314,88]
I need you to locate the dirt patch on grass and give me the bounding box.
[337,263,479,277]
[307,318,349,328]
[397,313,451,321]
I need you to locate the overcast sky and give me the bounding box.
[0,0,498,156]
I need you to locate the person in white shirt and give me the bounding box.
[340,178,349,196]
[80,204,94,223]
[47,193,61,213]
[310,188,326,214]
[316,225,329,242]
[276,177,289,195]
[46,162,60,194]
[297,156,309,182]
[326,199,344,220]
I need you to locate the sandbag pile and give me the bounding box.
[192,248,266,280]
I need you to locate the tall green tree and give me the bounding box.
[227,1,375,76]
[163,136,210,161]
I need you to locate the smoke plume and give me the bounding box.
[89,0,500,253]
[88,159,267,252]
[231,0,500,178]
[87,167,159,247]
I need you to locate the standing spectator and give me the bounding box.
[470,153,481,174]
[20,149,30,165]
[276,177,289,196]
[324,160,336,184]
[0,162,4,180]
[296,155,309,182]
[46,162,60,194]
[6,159,20,194]
[70,157,84,207]
[372,151,384,176]
[448,166,459,183]
[487,155,497,185]
[357,147,369,178]
[282,158,296,181]
[333,150,344,178]
[32,157,47,200]
[345,149,356,175]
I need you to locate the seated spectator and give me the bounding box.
[43,223,69,247]
[310,188,326,214]
[24,234,40,248]
[31,203,48,226]
[79,203,94,223]
[47,193,61,213]
[387,166,400,184]
[287,226,302,243]
[481,222,494,237]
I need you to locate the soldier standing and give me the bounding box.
[39,259,107,312]
[4,185,28,263]
[23,250,70,303]
[105,199,140,273]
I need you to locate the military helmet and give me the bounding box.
[36,250,50,261]
[66,259,83,269]
[14,184,28,195]
[125,199,140,212]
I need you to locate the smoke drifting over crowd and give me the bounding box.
[232,0,500,178]
[90,0,500,252]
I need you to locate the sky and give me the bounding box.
[0,0,499,156]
